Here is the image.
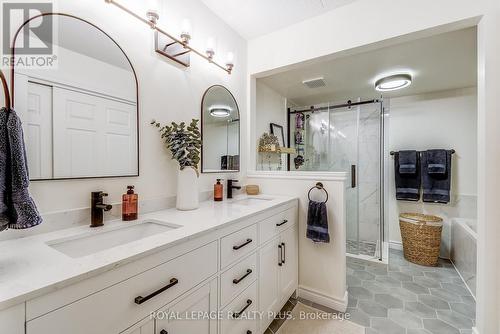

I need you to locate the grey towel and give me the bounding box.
[394,151,421,201]
[0,108,42,230]
[426,149,447,174]
[421,150,452,204]
[306,200,330,243]
[398,150,417,174]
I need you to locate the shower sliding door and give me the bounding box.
[289,100,384,260]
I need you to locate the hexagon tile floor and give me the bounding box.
[347,249,476,334]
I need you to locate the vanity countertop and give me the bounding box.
[0,195,297,310]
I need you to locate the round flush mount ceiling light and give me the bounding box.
[375,73,412,92]
[209,106,231,117]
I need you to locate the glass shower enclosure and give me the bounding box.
[289,99,385,260]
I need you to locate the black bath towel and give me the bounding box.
[398,150,418,174]
[394,151,421,201]
[306,200,330,243]
[422,150,452,203]
[426,149,447,174]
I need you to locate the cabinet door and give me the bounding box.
[258,237,281,330]
[156,279,217,334]
[279,225,298,303]
[121,318,154,334]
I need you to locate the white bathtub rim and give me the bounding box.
[452,218,477,240]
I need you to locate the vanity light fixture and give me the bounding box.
[210,106,231,117]
[375,73,412,91]
[180,19,191,44]
[146,10,159,28]
[104,0,234,74]
[206,38,215,60]
[225,52,234,73]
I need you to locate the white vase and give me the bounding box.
[176,167,199,210]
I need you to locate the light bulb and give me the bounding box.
[206,37,215,60]
[180,19,191,44]
[225,52,234,73]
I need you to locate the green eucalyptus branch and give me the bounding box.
[151,119,202,170]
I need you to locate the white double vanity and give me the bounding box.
[0,196,298,334]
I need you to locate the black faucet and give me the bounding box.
[227,179,241,199]
[90,191,112,227]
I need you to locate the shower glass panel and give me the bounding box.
[289,100,383,259]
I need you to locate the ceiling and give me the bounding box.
[258,27,477,106]
[200,0,358,39]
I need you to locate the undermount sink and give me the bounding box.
[231,197,273,206]
[47,220,181,258]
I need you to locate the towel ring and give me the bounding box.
[0,69,10,110]
[308,182,328,203]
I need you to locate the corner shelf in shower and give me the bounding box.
[258,147,296,154]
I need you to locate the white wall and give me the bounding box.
[13,0,247,214]
[255,81,287,170]
[247,1,500,332]
[247,172,348,311]
[387,88,477,257]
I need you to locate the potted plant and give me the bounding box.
[151,119,202,210]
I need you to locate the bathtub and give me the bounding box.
[451,218,477,297]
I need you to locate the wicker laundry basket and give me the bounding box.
[399,213,443,266]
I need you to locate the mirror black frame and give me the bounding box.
[200,84,240,174]
[10,13,140,181]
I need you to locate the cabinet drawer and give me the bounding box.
[221,280,258,334]
[220,253,257,307]
[220,224,258,269]
[27,241,218,334]
[259,207,297,245]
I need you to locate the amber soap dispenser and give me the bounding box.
[122,185,138,221]
[214,179,223,201]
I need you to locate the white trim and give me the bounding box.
[389,240,403,251]
[450,259,476,300]
[472,327,479,334]
[297,286,348,312]
[247,170,348,181]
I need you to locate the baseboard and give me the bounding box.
[389,240,403,251]
[297,286,348,312]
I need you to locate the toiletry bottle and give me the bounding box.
[122,186,138,221]
[214,179,223,201]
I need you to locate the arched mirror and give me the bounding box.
[201,85,240,173]
[11,13,138,180]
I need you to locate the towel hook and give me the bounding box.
[0,69,11,110]
[308,182,329,203]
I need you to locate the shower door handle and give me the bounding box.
[351,165,356,188]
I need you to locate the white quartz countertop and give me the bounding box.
[0,194,297,310]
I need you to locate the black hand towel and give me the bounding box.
[394,151,421,201]
[427,149,447,174]
[398,150,417,174]
[422,150,452,204]
[306,200,330,243]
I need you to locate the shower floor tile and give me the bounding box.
[347,239,377,257]
[347,249,476,333]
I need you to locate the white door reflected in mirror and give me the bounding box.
[12,14,138,180]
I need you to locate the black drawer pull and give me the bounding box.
[233,269,253,284]
[247,331,252,334]
[233,299,252,318]
[134,278,179,304]
[278,244,282,266]
[233,238,252,250]
[282,242,286,264]
[276,219,288,227]
[160,330,168,334]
